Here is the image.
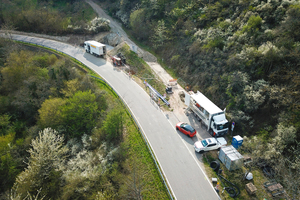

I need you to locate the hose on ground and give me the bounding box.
[218,173,240,198]
[210,161,240,198]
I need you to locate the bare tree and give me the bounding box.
[120,159,147,200]
[275,143,300,200]
[1,22,16,40]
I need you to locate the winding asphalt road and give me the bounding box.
[2,34,221,200]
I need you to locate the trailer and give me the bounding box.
[185,91,229,137]
[219,145,244,171]
[84,41,106,57]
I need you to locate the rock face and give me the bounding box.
[103,33,122,47]
[142,51,157,62]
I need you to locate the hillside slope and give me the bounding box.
[97,0,300,197]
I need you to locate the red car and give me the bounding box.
[176,122,197,137]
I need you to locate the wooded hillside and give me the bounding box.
[1,0,300,198]
[98,0,300,197]
[0,0,110,34]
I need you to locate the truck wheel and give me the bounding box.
[200,150,204,154]
[196,115,201,122]
[193,112,197,117]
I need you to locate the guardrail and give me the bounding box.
[7,35,174,200]
[91,75,174,199]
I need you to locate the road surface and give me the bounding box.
[1,34,220,200]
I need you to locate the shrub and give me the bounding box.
[241,15,262,34]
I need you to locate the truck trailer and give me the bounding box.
[185,91,229,137]
[84,41,106,57]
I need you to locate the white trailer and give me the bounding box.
[185,91,229,137]
[84,40,106,57]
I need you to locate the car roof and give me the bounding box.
[183,123,195,131]
[206,138,217,144]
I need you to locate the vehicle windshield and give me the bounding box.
[201,140,208,147]
[183,124,195,132]
[217,122,229,130]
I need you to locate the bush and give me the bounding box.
[241,15,262,34]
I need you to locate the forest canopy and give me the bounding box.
[0,0,110,34]
[98,0,300,197]
[0,40,169,199]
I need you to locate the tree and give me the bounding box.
[279,4,300,42]
[38,98,66,129]
[0,133,20,193]
[1,22,16,40]
[151,20,169,48]
[38,90,99,137]
[242,15,262,34]
[102,108,124,144]
[129,9,151,40]
[119,158,147,200]
[61,90,98,137]
[13,128,68,199]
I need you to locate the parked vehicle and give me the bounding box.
[166,86,173,94]
[194,137,227,153]
[111,52,126,66]
[84,40,106,57]
[176,122,197,137]
[185,91,229,137]
[111,55,122,66]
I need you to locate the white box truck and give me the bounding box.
[84,40,106,57]
[185,91,229,137]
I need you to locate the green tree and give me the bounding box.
[102,108,124,144]
[0,114,11,134]
[242,15,262,34]
[38,98,66,129]
[129,9,151,40]
[38,90,98,137]
[0,133,20,193]
[151,20,169,48]
[61,90,98,137]
[282,4,300,41]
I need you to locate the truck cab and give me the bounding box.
[185,91,229,137]
[211,114,229,137]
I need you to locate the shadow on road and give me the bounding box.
[83,52,107,67]
[185,111,212,140]
[176,130,197,146]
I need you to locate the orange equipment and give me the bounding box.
[111,56,122,66]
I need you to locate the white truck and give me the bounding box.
[185,91,229,137]
[84,41,106,57]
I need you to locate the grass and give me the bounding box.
[121,26,180,86]
[124,119,171,199]
[53,0,97,22]
[114,44,168,100]
[202,151,271,200]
